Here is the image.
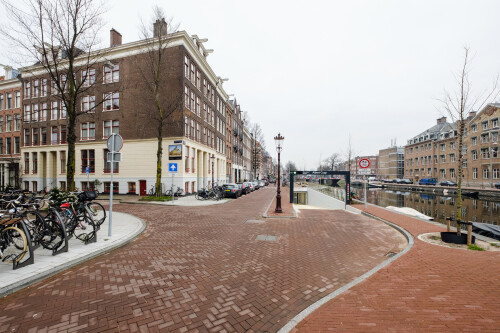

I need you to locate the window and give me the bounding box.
[81,181,95,191]
[483,168,489,179]
[14,114,20,131]
[60,74,67,91]
[104,149,119,173]
[440,155,445,163]
[25,81,31,98]
[32,128,39,146]
[103,120,119,137]
[32,152,38,174]
[184,116,189,137]
[184,86,190,108]
[481,148,489,159]
[81,149,95,173]
[40,128,47,145]
[196,96,200,116]
[481,134,489,143]
[192,147,195,172]
[82,69,95,86]
[60,151,66,174]
[0,117,2,133]
[492,118,499,128]
[196,71,201,90]
[128,182,136,194]
[190,63,195,82]
[51,126,58,144]
[82,96,95,112]
[472,150,477,160]
[60,125,67,143]
[6,115,11,132]
[450,154,455,163]
[450,168,455,179]
[6,93,12,109]
[32,181,37,192]
[203,79,207,96]
[41,103,48,121]
[104,92,119,110]
[14,137,19,154]
[32,104,39,122]
[493,168,499,179]
[472,136,477,145]
[24,129,30,146]
[24,153,29,174]
[60,104,67,118]
[104,64,119,83]
[41,79,47,96]
[60,181,66,191]
[185,146,190,172]
[472,124,477,132]
[104,182,119,194]
[0,138,3,154]
[482,121,488,130]
[0,94,3,110]
[14,91,20,108]
[51,101,58,120]
[81,122,95,140]
[473,168,478,179]
[440,169,445,179]
[33,80,39,98]
[184,56,189,78]
[440,143,445,151]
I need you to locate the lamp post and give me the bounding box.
[274,133,284,213]
[210,154,215,188]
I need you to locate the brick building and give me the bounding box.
[19,26,230,194]
[378,146,404,180]
[349,155,379,179]
[0,66,22,189]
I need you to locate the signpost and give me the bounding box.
[106,133,123,237]
[358,159,371,208]
[169,163,177,201]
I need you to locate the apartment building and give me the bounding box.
[20,25,228,194]
[0,66,22,189]
[228,99,245,182]
[378,146,404,179]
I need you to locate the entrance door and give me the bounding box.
[139,180,147,196]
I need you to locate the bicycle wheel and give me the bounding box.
[73,215,96,243]
[59,208,78,236]
[1,226,28,263]
[40,212,65,251]
[86,202,106,226]
[195,192,200,200]
[23,211,45,245]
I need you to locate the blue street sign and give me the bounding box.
[86,166,90,175]
[169,163,177,172]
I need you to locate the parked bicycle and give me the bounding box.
[0,217,28,264]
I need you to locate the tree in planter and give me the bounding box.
[439,47,500,244]
[131,7,183,197]
[1,0,107,192]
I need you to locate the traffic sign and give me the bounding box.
[85,166,89,175]
[107,152,122,162]
[169,163,178,173]
[359,158,371,169]
[107,133,123,152]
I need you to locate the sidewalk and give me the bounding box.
[294,204,500,332]
[0,211,145,298]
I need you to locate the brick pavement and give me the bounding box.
[0,189,405,332]
[295,204,500,332]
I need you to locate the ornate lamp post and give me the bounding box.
[274,133,284,213]
[210,154,215,188]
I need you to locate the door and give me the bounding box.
[139,180,147,196]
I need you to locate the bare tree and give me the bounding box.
[1,0,106,191]
[285,161,297,174]
[133,7,182,196]
[438,47,500,244]
[324,153,341,171]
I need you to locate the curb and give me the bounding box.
[0,212,146,298]
[262,193,296,219]
[277,212,414,333]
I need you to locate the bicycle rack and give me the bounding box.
[13,221,35,270]
[85,230,97,244]
[51,210,69,256]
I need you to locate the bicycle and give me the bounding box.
[195,188,210,200]
[0,217,28,264]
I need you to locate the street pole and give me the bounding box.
[364,175,367,209]
[274,133,284,213]
[108,135,114,237]
[211,154,215,187]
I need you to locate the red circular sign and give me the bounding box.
[359,158,371,168]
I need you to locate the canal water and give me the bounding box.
[350,187,500,226]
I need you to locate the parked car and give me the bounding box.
[252,181,260,190]
[258,180,265,187]
[247,182,255,192]
[419,178,438,185]
[440,180,457,187]
[223,184,242,198]
[400,179,413,184]
[238,182,251,195]
[393,178,402,184]
[495,181,500,189]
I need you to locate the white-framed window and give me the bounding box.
[61,104,67,119]
[103,120,119,137]
[41,102,48,121]
[51,126,58,145]
[32,104,39,122]
[14,114,20,131]
[483,168,489,179]
[493,168,499,179]
[41,79,47,96]
[14,91,20,108]
[81,122,95,141]
[472,124,477,132]
[82,68,96,86]
[103,92,119,111]
[190,91,195,112]
[196,96,200,116]
[32,80,39,97]
[472,150,477,160]
[482,121,488,130]
[6,93,12,109]
[103,64,119,83]
[23,105,30,123]
[450,169,455,179]
[184,55,189,79]
[5,115,12,132]
[51,101,58,120]
[492,118,499,128]
[82,95,95,113]
[24,81,31,98]
[184,86,190,109]
[196,70,201,90]
[473,168,478,179]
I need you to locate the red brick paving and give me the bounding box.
[265,186,295,218]
[0,189,405,332]
[295,204,500,332]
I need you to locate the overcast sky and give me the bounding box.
[2,0,500,170]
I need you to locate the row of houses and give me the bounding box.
[0,25,275,194]
[340,104,500,187]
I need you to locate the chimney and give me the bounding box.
[468,111,477,120]
[110,28,122,47]
[437,116,446,124]
[153,18,168,38]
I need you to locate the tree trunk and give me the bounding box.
[66,93,77,192]
[457,120,464,237]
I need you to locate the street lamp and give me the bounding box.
[210,154,215,188]
[274,133,284,213]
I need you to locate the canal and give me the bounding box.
[350,186,500,226]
